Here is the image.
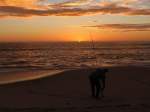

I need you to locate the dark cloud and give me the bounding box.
[0,4,150,17]
[86,23,150,31]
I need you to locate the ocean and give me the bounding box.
[0,41,150,72]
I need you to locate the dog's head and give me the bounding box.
[96,68,109,73]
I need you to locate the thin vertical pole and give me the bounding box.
[89,32,98,67]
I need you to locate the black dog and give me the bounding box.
[89,68,108,98]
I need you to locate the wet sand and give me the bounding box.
[0,66,150,112]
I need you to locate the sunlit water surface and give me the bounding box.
[0,41,150,72]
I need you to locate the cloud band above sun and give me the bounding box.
[0,0,150,18]
[86,23,150,32]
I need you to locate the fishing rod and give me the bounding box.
[89,31,99,68]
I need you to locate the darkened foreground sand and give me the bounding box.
[0,66,150,112]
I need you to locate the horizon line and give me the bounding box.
[0,40,150,43]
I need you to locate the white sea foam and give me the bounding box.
[0,70,64,85]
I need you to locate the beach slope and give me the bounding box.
[0,66,150,112]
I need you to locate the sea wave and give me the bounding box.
[0,42,150,72]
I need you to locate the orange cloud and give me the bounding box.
[0,0,38,8]
[0,0,150,17]
[86,23,150,31]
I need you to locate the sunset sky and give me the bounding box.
[0,0,150,42]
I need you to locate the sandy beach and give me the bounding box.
[0,66,150,112]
